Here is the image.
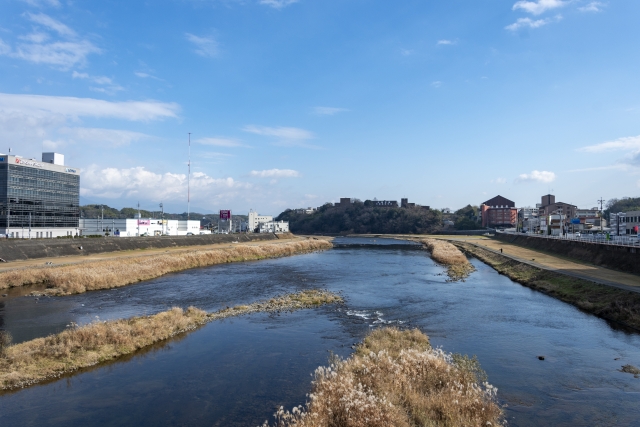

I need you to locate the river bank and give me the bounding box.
[0,290,342,391]
[453,241,640,331]
[0,238,332,296]
[418,238,474,280]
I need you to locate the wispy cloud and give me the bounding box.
[58,127,150,147]
[516,170,556,183]
[21,0,61,7]
[195,137,245,147]
[0,13,100,69]
[134,72,164,81]
[437,39,456,45]
[313,106,349,116]
[259,0,299,9]
[72,71,123,94]
[26,12,75,37]
[250,169,300,178]
[0,92,180,122]
[431,81,442,88]
[578,1,606,12]
[400,48,414,56]
[185,33,219,58]
[578,135,640,153]
[243,125,319,148]
[491,178,507,184]
[505,15,561,31]
[512,0,568,15]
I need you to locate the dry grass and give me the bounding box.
[263,327,504,427]
[420,238,475,281]
[0,289,343,391]
[0,239,332,296]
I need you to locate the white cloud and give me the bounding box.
[437,40,456,45]
[431,81,442,88]
[134,72,164,81]
[505,16,558,31]
[512,0,568,15]
[243,125,318,148]
[72,71,123,94]
[491,178,507,184]
[21,0,61,7]
[195,137,245,147]
[58,127,150,147]
[0,13,100,69]
[579,1,605,12]
[81,165,250,202]
[250,169,300,178]
[185,33,219,58]
[0,93,179,122]
[578,136,640,153]
[259,0,299,9]
[313,106,349,116]
[516,170,556,183]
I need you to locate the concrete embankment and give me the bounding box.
[493,233,640,275]
[454,241,640,331]
[0,233,281,262]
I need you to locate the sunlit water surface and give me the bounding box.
[0,237,638,426]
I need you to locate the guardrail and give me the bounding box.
[497,230,640,249]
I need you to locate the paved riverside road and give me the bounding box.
[355,234,640,294]
[446,236,640,294]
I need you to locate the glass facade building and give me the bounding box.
[0,156,80,230]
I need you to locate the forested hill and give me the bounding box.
[605,197,640,220]
[275,202,442,235]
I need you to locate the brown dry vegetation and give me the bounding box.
[263,327,504,427]
[0,239,332,296]
[454,241,640,331]
[420,238,475,281]
[0,289,342,390]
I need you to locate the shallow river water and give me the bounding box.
[0,237,639,426]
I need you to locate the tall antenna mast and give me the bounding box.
[188,132,191,221]
[597,197,605,232]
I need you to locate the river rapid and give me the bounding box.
[0,237,639,426]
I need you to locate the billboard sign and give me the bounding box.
[571,218,581,224]
[220,210,231,221]
[138,219,151,226]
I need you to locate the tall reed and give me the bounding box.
[0,239,332,296]
[0,289,342,390]
[420,238,474,280]
[264,327,504,427]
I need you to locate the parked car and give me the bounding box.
[186,232,194,236]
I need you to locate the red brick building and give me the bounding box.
[481,195,517,228]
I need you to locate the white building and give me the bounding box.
[258,220,290,234]
[248,210,273,232]
[79,218,201,237]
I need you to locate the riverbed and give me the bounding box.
[0,237,638,426]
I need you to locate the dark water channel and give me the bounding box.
[0,237,639,426]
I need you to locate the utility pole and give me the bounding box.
[598,197,605,233]
[137,201,140,237]
[187,132,191,221]
[28,212,31,239]
[101,205,104,236]
[160,202,164,235]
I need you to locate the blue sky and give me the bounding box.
[1,0,639,215]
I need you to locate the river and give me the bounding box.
[0,237,638,426]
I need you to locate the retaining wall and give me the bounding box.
[0,234,282,262]
[494,233,640,275]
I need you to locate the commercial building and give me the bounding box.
[0,152,80,238]
[610,212,626,236]
[621,211,640,235]
[400,198,430,210]
[79,218,201,237]
[480,195,517,228]
[258,220,290,234]
[248,210,273,232]
[538,194,577,218]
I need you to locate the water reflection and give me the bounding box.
[0,238,639,426]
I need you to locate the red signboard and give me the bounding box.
[219,210,231,221]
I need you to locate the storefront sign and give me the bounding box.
[220,210,231,221]
[16,158,43,168]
